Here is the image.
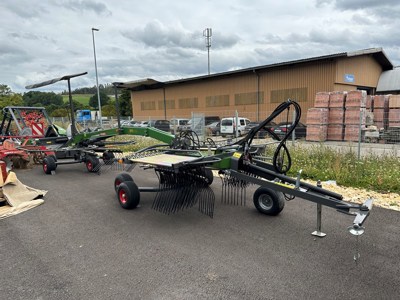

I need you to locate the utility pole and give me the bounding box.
[91,27,102,128]
[203,28,212,75]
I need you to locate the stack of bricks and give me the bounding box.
[306,92,330,141]
[307,90,400,143]
[306,107,329,141]
[344,90,368,141]
[388,95,400,127]
[328,91,346,141]
[373,95,389,129]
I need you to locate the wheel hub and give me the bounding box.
[259,194,273,210]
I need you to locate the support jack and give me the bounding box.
[311,203,326,237]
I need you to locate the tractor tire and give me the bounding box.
[253,186,285,216]
[86,156,100,172]
[114,173,134,192]
[43,156,57,174]
[117,181,140,209]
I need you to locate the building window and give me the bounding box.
[206,95,230,107]
[179,97,198,109]
[234,92,264,105]
[141,101,156,110]
[158,99,175,110]
[270,87,307,103]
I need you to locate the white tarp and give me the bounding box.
[0,172,46,220]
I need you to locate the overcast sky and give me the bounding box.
[1,0,400,93]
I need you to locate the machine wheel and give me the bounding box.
[43,156,57,174]
[114,173,134,192]
[117,181,140,209]
[253,187,285,216]
[203,168,214,185]
[102,151,115,165]
[86,156,100,172]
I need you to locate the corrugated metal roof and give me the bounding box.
[376,67,400,92]
[119,78,163,90]
[124,48,393,91]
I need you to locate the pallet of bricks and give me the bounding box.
[372,95,400,142]
[306,91,371,142]
[383,95,400,142]
[305,92,329,141]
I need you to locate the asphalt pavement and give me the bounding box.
[0,164,399,300]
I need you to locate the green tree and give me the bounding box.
[118,89,132,116]
[89,90,110,109]
[0,84,12,96]
[71,100,85,111]
[102,104,116,117]
[51,108,69,117]
[0,84,24,110]
[23,91,63,107]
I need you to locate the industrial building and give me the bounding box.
[120,48,394,122]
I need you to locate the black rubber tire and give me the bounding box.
[203,168,214,185]
[253,187,285,216]
[114,173,134,192]
[102,151,115,165]
[117,181,140,209]
[86,155,100,172]
[43,156,57,174]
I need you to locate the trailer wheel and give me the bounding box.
[43,156,57,174]
[114,173,133,192]
[253,187,285,215]
[203,168,214,185]
[117,181,140,209]
[102,151,115,165]
[86,156,100,172]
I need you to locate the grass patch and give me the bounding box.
[62,94,91,106]
[280,144,400,194]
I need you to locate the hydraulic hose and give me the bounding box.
[236,99,302,174]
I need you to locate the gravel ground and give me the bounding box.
[303,179,400,211]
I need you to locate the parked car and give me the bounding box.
[148,119,170,132]
[244,121,277,138]
[121,120,138,127]
[205,116,220,126]
[220,117,251,137]
[181,116,221,132]
[170,118,189,133]
[273,121,307,139]
[206,121,220,136]
[138,121,149,127]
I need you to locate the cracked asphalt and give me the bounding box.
[1,164,399,300]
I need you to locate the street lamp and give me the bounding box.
[91,27,102,128]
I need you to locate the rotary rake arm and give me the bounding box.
[205,99,373,235]
[109,99,372,241]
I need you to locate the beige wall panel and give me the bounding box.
[131,57,382,123]
[336,56,382,87]
[257,61,336,122]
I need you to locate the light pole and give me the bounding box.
[91,27,102,128]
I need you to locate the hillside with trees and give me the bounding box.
[0,83,132,118]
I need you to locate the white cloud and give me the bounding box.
[1,0,400,93]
